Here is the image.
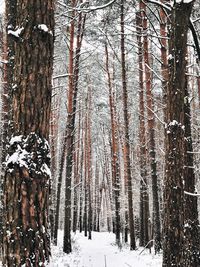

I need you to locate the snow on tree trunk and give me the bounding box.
[3,1,54,265]
[162,1,200,266]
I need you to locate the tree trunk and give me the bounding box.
[53,135,66,245]
[49,88,59,241]
[162,2,200,266]
[105,44,121,246]
[87,84,92,240]
[79,116,84,233]
[72,106,81,233]
[159,0,168,121]
[54,8,85,245]
[183,76,200,266]
[120,0,136,250]
[63,0,76,253]
[141,1,162,253]
[3,0,54,265]
[84,103,88,237]
[1,1,17,250]
[136,10,150,248]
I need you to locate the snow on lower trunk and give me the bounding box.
[49,231,162,267]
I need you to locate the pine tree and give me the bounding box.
[3,0,54,265]
[162,1,200,266]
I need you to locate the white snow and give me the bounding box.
[169,120,178,126]
[174,0,193,3]
[49,231,162,267]
[167,54,173,60]
[6,147,29,169]
[9,135,23,145]
[38,24,53,35]
[8,27,24,38]
[6,134,51,177]
[38,24,49,32]
[41,163,51,177]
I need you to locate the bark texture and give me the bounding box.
[162,2,200,266]
[3,0,54,266]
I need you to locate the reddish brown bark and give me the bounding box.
[3,0,54,265]
[159,0,169,120]
[54,3,86,249]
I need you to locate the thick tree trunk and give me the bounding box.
[162,2,200,266]
[3,0,54,266]
[0,5,14,254]
[120,0,136,250]
[183,77,200,266]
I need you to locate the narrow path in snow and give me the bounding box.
[49,231,162,267]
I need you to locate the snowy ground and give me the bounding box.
[49,231,162,267]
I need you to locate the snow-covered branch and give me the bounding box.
[58,0,116,13]
[184,191,200,197]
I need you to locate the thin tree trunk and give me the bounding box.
[87,83,92,240]
[72,105,81,233]
[141,1,162,253]
[159,0,168,120]
[105,44,121,246]
[136,10,150,248]
[120,0,136,250]
[63,0,76,253]
[49,88,59,240]
[93,161,99,232]
[84,100,88,237]
[79,115,84,233]
[53,134,66,245]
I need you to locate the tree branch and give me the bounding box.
[189,19,200,62]
[58,0,116,13]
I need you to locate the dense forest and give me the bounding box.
[0,0,200,266]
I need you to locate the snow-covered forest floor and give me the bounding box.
[49,231,162,267]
